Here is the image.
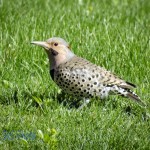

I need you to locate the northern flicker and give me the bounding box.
[31,37,145,107]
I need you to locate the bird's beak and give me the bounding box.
[31,41,49,50]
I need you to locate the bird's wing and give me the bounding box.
[65,56,136,90]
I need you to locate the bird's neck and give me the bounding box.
[47,51,75,70]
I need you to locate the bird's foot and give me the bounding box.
[78,98,90,110]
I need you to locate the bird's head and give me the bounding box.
[31,37,75,68]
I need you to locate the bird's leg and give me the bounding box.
[69,99,82,108]
[78,98,90,110]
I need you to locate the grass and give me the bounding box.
[0,0,150,149]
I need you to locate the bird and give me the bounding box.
[31,37,145,108]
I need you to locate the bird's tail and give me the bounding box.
[111,86,146,107]
[126,90,145,106]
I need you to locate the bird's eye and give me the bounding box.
[54,43,58,46]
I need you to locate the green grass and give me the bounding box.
[0,0,150,149]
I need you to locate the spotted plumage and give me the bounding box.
[31,37,145,106]
[54,56,140,101]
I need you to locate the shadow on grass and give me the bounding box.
[0,89,149,121]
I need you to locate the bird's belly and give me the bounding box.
[54,71,107,98]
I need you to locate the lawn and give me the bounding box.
[0,0,150,149]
